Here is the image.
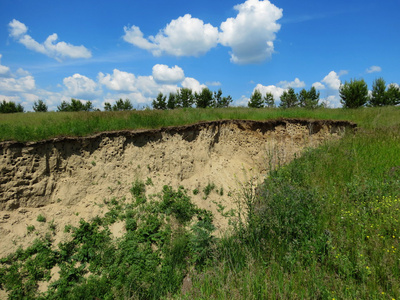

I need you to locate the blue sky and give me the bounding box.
[0,0,399,111]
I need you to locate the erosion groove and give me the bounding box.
[0,119,355,256]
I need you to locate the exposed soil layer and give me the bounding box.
[0,119,356,257]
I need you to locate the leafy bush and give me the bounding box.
[36,214,46,222]
[130,179,146,205]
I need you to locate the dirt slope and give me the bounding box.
[0,119,355,257]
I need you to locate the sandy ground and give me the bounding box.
[0,119,355,258]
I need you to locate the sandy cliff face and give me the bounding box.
[0,119,355,256]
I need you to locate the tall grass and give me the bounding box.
[1,106,399,142]
[177,114,400,299]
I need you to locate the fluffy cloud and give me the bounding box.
[8,19,92,61]
[219,0,283,64]
[253,83,286,101]
[0,54,11,77]
[277,78,305,88]
[8,19,27,38]
[152,64,185,84]
[181,77,207,93]
[0,74,35,92]
[123,0,283,64]
[98,69,137,92]
[321,71,341,90]
[366,65,382,74]
[99,66,206,97]
[63,74,101,99]
[123,14,219,57]
[312,82,326,90]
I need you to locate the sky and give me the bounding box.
[0,0,399,111]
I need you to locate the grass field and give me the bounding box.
[1,107,400,299]
[1,106,399,142]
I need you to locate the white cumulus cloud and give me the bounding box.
[123,0,283,64]
[98,69,137,92]
[277,78,305,88]
[322,71,341,90]
[63,74,101,99]
[0,75,35,92]
[8,19,92,61]
[253,83,286,101]
[152,64,185,84]
[366,65,382,74]
[312,82,326,90]
[219,0,283,64]
[181,77,207,93]
[123,14,219,57]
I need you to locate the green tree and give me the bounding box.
[298,87,320,109]
[176,88,194,108]
[152,92,167,110]
[104,102,112,111]
[368,78,387,107]
[279,87,298,108]
[386,84,400,106]
[57,99,93,112]
[167,93,177,109]
[195,88,214,108]
[339,79,368,108]
[0,100,24,113]
[114,98,133,111]
[248,90,263,108]
[213,89,232,108]
[33,100,48,112]
[264,92,275,108]
[104,99,133,111]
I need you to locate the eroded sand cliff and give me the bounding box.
[0,119,355,256]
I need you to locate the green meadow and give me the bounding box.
[1,106,400,299]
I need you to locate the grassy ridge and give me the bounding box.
[1,106,399,142]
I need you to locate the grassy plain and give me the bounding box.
[1,107,400,299]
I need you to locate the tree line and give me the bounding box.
[248,86,322,109]
[248,77,400,109]
[151,87,232,110]
[1,78,399,113]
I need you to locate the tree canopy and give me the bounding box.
[33,100,48,112]
[279,87,298,108]
[57,99,94,112]
[368,78,400,107]
[339,79,369,108]
[248,90,264,108]
[0,100,24,113]
[104,99,134,111]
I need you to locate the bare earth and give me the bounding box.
[0,119,355,258]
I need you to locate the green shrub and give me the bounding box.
[36,214,46,222]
